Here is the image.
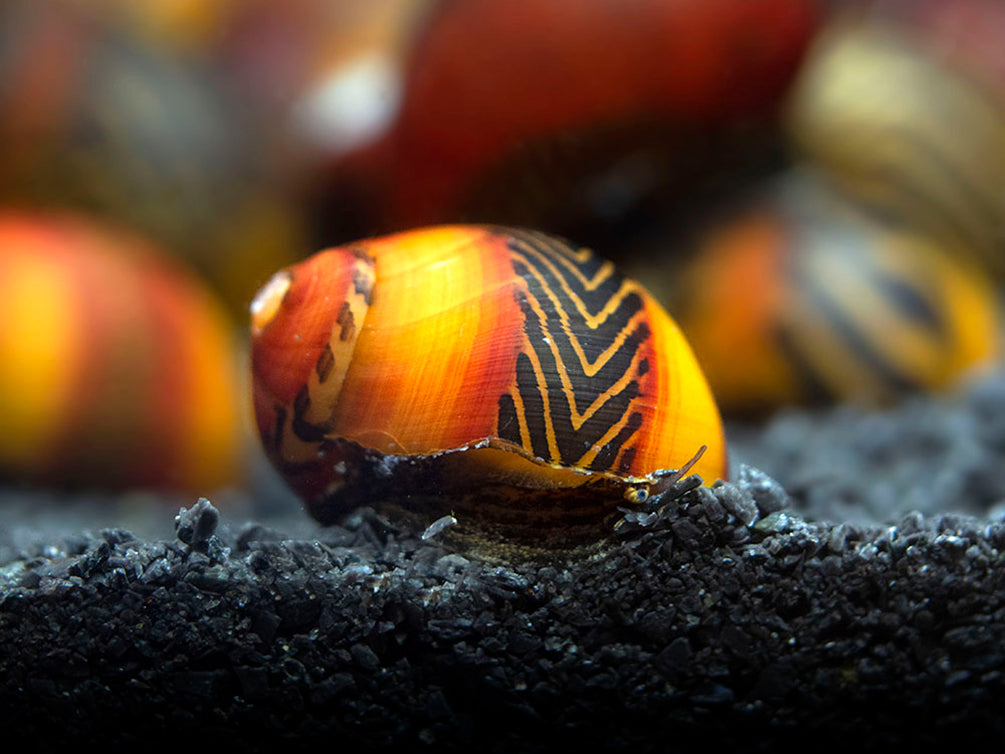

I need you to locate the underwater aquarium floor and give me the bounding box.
[3,370,1005,751]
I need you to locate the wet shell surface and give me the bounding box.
[251,225,726,542]
[0,211,242,491]
[672,171,1001,414]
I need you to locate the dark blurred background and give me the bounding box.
[1,0,1003,528]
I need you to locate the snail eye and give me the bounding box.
[623,488,649,505]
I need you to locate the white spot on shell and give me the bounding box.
[293,52,402,156]
[250,271,292,336]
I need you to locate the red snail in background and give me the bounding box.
[250,226,727,544]
[0,211,243,492]
[668,170,1001,415]
[322,0,823,238]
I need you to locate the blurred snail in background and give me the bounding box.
[0,211,243,492]
[73,0,431,117]
[250,226,726,543]
[669,170,1001,415]
[866,0,1005,96]
[319,0,823,242]
[59,0,237,55]
[785,11,1005,279]
[0,0,306,315]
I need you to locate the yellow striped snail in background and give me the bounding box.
[0,211,243,492]
[870,0,1005,101]
[249,225,727,544]
[669,170,1001,415]
[785,13,1005,279]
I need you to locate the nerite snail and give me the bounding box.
[251,225,726,543]
[0,210,242,491]
[0,0,304,316]
[322,0,822,236]
[785,14,1005,279]
[670,170,1001,414]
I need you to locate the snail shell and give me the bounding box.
[251,225,726,542]
[0,211,242,491]
[0,0,303,315]
[785,15,1005,278]
[672,170,1001,414]
[326,0,822,234]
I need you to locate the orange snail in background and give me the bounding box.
[250,226,726,543]
[0,211,242,492]
[669,170,1001,415]
[0,0,305,317]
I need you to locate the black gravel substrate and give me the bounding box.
[3,368,1005,751]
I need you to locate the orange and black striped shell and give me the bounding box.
[251,226,726,541]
